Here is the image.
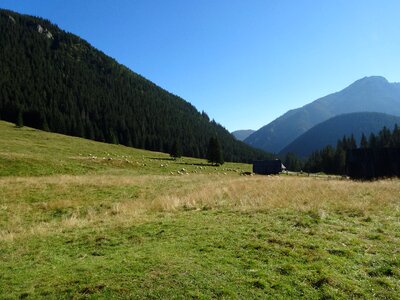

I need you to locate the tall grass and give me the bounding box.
[1,174,399,241]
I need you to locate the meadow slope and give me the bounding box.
[0,121,399,299]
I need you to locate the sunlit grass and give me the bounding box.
[1,121,399,299]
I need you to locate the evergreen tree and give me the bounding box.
[320,145,335,174]
[333,147,346,174]
[283,152,303,172]
[348,134,357,149]
[207,137,224,165]
[391,124,400,147]
[340,136,348,150]
[304,124,400,175]
[368,133,378,149]
[332,139,345,174]
[41,114,49,131]
[15,109,23,127]
[378,126,391,147]
[360,133,368,148]
[304,151,322,173]
[169,140,182,159]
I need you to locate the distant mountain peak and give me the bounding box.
[348,76,389,88]
[244,76,400,153]
[359,75,388,82]
[280,112,400,157]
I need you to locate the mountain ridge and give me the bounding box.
[231,129,255,141]
[279,112,400,157]
[244,76,400,153]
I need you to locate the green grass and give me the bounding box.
[1,121,399,299]
[2,209,399,299]
[0,121,250,177]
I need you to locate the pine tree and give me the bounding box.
[15,109,23,127]
[170,140,182,159]
[348,134,357,149]
[284,152,303,172]
[320,145,335,174]
[41,115,49,131]
[334,148,346,174]
[378,126,391,147]
[360,133,368,148]
[207,137,224,165]
[304,151,322,173]
[391,124,400,147]
[368,133,378,149]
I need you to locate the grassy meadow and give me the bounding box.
[0,120,399,299]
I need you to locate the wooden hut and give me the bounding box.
[253,159,282,175]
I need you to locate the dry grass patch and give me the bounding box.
[147,175,400,214]
[2,174,399,242]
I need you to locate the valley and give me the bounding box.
[1,5,400,299]
[1,121,399,298]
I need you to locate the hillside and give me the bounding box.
[245,76,400,153]
[280,112,400,157]
[0,120,250,177]
[232,129,255,141]
[0,9,271,163]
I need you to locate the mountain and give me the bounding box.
[280,112,400,157]
[232,129,255,141]
[0,9,272,163]
[244,76,400,153]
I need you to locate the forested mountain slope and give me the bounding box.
[0,9,271,162]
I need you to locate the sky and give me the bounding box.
[1,0,400,132]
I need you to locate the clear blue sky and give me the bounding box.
[1,0,400,132]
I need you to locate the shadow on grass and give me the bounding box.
[147,157,176,161]
[176,162,216,167]
[147,156,219,167]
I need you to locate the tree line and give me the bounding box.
[283,124,400,175]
